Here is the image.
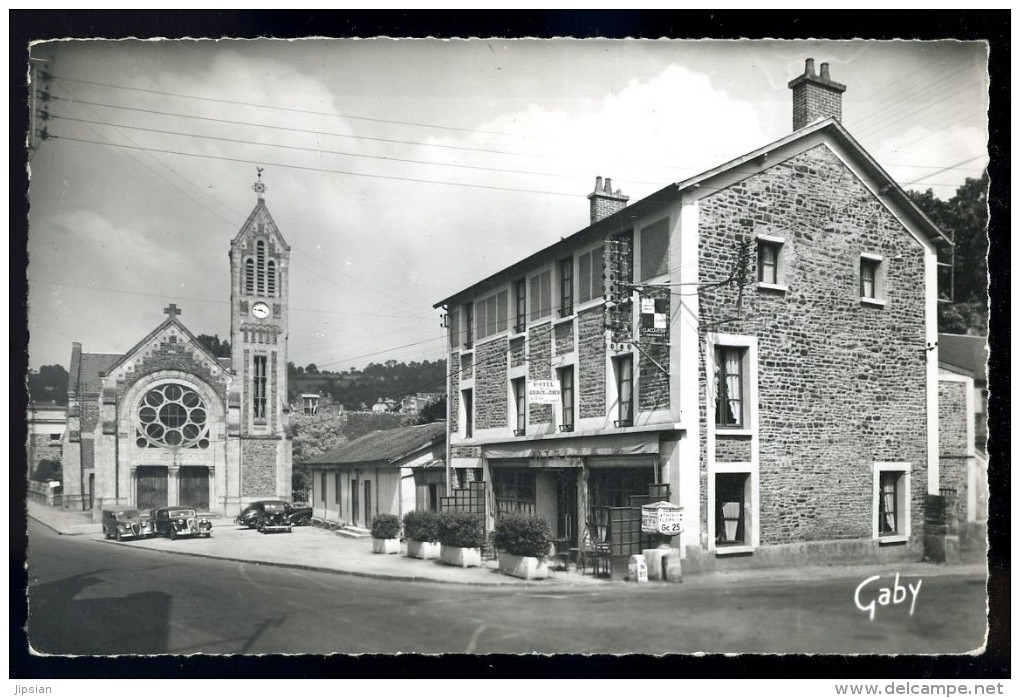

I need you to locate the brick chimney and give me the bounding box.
[587,176,629,224]
[788,58,846,131]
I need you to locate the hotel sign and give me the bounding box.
[527,380,561,405]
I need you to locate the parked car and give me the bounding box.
[235,500,313,529]
[150,506,213,540]
[101,506,153,541]
[255,500,292,533]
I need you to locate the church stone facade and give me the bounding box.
[61,183,293,519]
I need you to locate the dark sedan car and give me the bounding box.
[235,500,313,529]
[150,506,213,540]
[102,506,154,541]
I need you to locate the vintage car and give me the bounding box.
[101,506,154,541]
[254,500,293,533]
[150,506,213,540]
[235,500,312,529]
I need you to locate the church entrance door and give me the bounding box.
[137,466,168,510]
[179,466,210,512]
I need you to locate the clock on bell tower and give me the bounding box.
[227,170,293,508]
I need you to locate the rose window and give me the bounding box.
[136,384,210,449]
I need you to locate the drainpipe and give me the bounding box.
[443,304,452,507]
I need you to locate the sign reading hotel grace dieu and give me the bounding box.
[527,380,561,405]
[641,502,684,535]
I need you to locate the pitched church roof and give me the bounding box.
[69,348,122,396]
[103,305,223,377]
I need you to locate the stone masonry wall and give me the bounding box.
[476,337,508,430]
[637,286,671,412]
[528,323,553,424]
[554,320,574,356]
[450,350,460,434]
[578,307,606,418]
[698,144,929,546]
[509,337,526,369]
[715,435,752,463]
[938,380,968,525]
[242,438,278,497]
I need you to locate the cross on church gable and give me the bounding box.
[164,303,182,319]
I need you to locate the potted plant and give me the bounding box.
[437,510,485,567]
[370,514,402,554]
[403,510,441,560]
[494,512,552,580]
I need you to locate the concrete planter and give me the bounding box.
[372,537,401,555]
[440,544,482,567]
[406,540,441,560]
[497,552,549,580]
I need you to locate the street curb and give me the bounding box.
[27,512,91,537]
[92,537,610,588]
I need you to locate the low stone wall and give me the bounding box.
[680,537,923,575]
[28,480,62,506]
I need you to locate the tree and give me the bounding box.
[28,364,69,405]
[908,173,989,334]
[32,458,62,482]
[414,395,447,425]
[305,363,319,374]
[196,334,231,357]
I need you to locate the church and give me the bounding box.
[60,175,293,519]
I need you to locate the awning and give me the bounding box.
[483,432,659,460]
[411,459,446,470]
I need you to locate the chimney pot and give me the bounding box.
[805,58,816,76]
[820,62,831,81]
[594,176,603,193]
[604,177,613,194]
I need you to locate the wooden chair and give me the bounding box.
[581,522,611,577]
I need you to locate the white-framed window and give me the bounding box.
[708,463,758,554]
[873,462,911,542]
[558,257,574,318]
[558,365,574,432]
[756,234,787,291]
[577,245,604,304]
[529,269,552,322]
[860,253,886,306]
[513,278,527,333]
[449,306,461,349]
[475,290,509,340]
[639,218,669,282]
[461,388,474,438]
[714,346,747,428]
[511,377,526,436]
[462,302,473,349]
[613,354,634,427]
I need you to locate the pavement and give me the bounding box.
[25,500,986,588]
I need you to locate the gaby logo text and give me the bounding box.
[854,573,922,621]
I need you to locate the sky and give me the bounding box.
[23,39,989,374]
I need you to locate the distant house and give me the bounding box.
[370,397,399,413]
[401,392,444,413]
[27,403,66,479]
[305,421,446,527]
[938,334,988,550]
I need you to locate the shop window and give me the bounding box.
[715,347,746,428]
[715,472,751,546]
[493,469,536,518]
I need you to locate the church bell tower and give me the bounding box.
[227,170,293,510]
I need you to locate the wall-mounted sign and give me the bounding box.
[641,501,684,535]
[639,296,669,337]
[527,380,561,405]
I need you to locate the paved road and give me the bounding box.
[25,520,987,655]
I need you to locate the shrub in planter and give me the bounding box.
[403,510,441,543]
[437,510,486,549]
[404,510,442,559]
[493,512,552,559]
[371,514,401,539]
[370,514,401,554]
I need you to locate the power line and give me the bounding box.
[50,133,585,198]
[52,95,561,162]
[53,112,669,187]
[50,73,526,138]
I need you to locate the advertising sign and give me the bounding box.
[527,380,561,405]
[641,502,684,535]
